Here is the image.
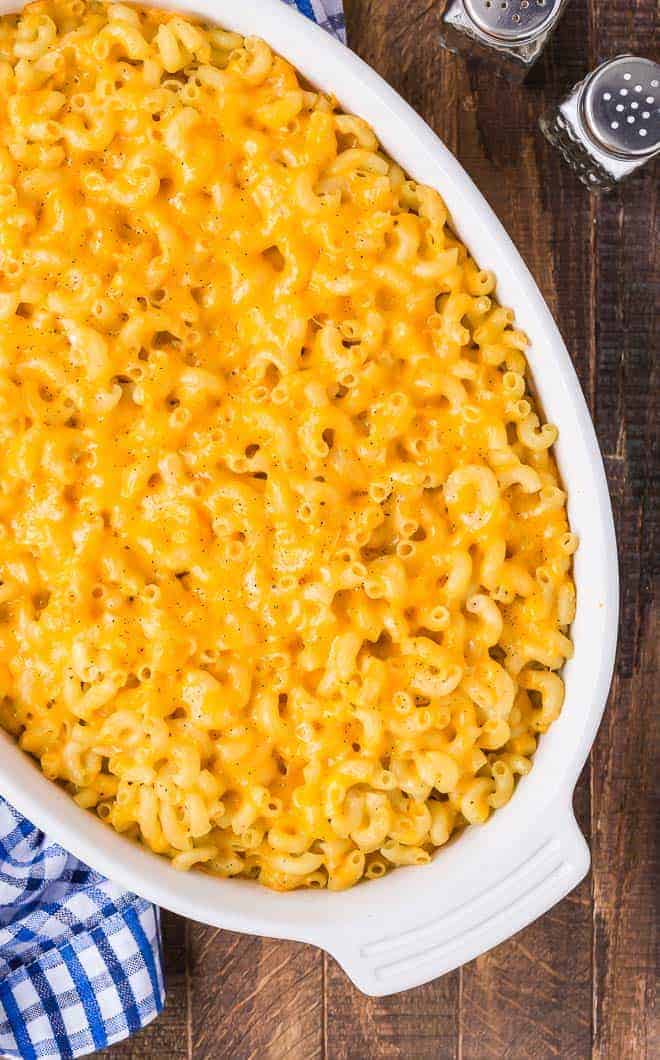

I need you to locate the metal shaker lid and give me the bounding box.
[580,56,660,158]
[463,0,563,43]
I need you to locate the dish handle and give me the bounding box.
[328,807,589,996]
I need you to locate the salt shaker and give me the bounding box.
[439,0,570,82]
[540,56,660,190]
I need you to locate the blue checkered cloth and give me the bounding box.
[0,9,346,1059]
[0,799,164,1058]
[284,0,346,40]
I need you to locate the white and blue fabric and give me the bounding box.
[0,799,164,1058]
[0,7,345,1060]
[284,0,346,41]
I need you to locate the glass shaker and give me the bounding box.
[439,0,571,82]
[540,56,660,190]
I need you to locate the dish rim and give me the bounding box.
[0,0,619,996]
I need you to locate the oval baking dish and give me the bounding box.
[0,0,618,996]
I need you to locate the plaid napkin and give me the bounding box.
[0,801,164,1059]
[0,3,344,1058]
[283,0,346,40]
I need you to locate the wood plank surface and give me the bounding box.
[325,952,459,1060]
[188,929,323,1060]
[103,2,658,1057]
[588,5,658,1056]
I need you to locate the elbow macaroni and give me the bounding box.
[0,1,577,891]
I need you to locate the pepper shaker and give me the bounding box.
[439,0,570,82]
[540,56,660,190]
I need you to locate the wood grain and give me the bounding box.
[325,953,459,1060]
[102,2,658,1057]
[188,928,323,1060]
[588,6,658,1056]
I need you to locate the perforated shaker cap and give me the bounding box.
[581,56,660,158]
[463,0,562,43]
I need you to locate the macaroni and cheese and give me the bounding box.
[0,1,577,890]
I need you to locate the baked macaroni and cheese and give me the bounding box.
[0,1,577,890]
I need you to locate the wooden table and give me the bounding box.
[104,2,657,1056]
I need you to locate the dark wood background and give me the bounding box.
[104,2,658,1056]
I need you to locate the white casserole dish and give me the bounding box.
[0,0,618,997]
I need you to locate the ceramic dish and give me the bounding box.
[0,0,618,996]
